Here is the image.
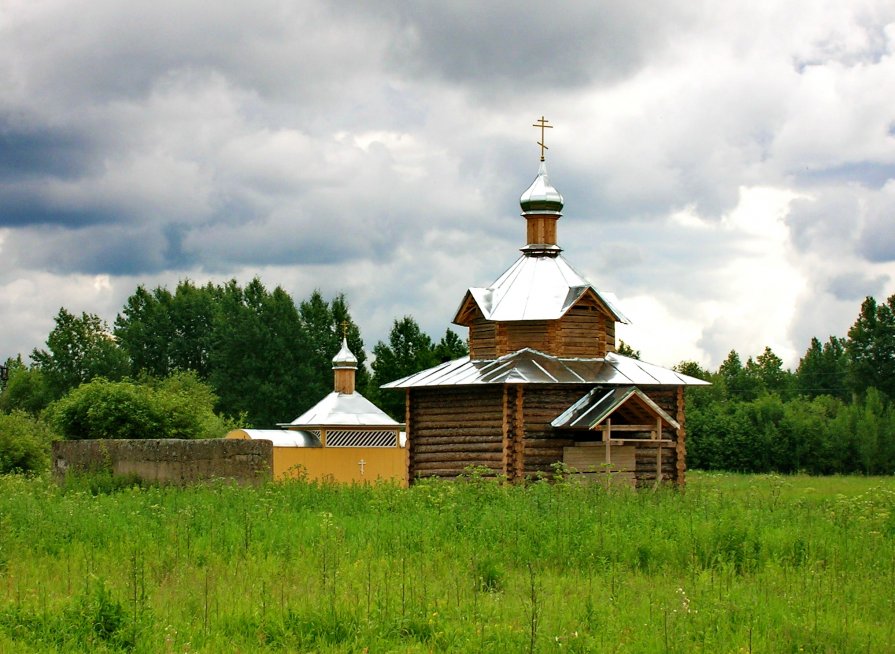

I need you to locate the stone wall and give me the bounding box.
[52,439,272,486]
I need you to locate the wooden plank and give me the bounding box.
[563,444,636,472]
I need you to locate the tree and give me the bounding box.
[748,346,793,398]
[298,290,370,400]
[115,281,218,379]
[434,328,468,363]
[0,356,53,415]
[0,411,54,473]
[31,309,130,399]
[846,295,895,398]
[796,336,848,400]
[208,279,314,427]
[617,340,640,359]
[370,317,439,420]
[718,350,761,402]
[47,372,234,441]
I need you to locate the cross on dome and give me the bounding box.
[532,115,553,161]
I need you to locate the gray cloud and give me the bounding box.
[2,0,895,370]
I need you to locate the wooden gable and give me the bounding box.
[461,288,620,359]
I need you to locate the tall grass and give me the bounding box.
[0,471,893,652]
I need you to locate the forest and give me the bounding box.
[1,278,894,477]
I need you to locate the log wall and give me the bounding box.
[407,384,686,485]
[520,386,591,477]
[469,317,497,359]
[408,386,504,479]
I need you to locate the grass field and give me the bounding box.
[0,470,893,653]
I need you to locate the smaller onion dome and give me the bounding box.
[520,160,564,214]
[331,338,358,369]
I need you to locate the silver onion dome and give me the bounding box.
[331,337,358,368]
[519,160,564,214]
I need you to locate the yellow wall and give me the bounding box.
[273,446,408,486]
[225,431,407,486]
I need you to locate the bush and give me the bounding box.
[0,411,55,473]
[47,373,237,441]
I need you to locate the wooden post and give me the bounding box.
[605,418,612,464]
[320,428,327,447]
[675,387,686,487]
[501,386,511,478]
[405,389,412,481]
[656,443,662,487]
[514,386,525,481]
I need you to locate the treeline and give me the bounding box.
[682,295,895,475]
[0,278,466,473]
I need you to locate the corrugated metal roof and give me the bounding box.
[279,391,402,428]
[229,429,322,447]
[382,348,709,389]
[453,254,629,324]
[551,386,680,430]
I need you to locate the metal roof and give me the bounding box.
[331,337,358,368]
[382,348,710,389]
[229,429,322,447]
[453,254,629,324]
[551,386,680,430]
[520,160,564,214]
[279,391,402,429]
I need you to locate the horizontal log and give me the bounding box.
[415,442,502,454]
[414,459,503,471]
[412,426,502,437]
[412,434,502,445]
[413,413,503,424]
[523,455,564,466]
[523,438,574,447]
[414,452,504,464]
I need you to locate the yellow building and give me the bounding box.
[227,338,407,484]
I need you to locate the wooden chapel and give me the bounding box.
[383,120,707,486]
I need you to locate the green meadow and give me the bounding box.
[0,471,893,653]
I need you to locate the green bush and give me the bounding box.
[47,372,237,441]
[0,411,54,473]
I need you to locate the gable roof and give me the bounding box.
[452,254,629,325]
[381,348,709,389]
[278,391,402,429]
[551,386,680,430]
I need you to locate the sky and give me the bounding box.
[2,0,895,371]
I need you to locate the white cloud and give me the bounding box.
[2,0,895,374]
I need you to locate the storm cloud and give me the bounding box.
[1,0,895,369]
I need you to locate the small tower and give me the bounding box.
[519,159,564,256]
[332,337,358,394]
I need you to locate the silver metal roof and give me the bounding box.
[280,391,402,429]
[332,337,358,368]
[520,160,564,214]
[453,254,629,324]
[229,429,322,447]
[551,386,680,430]
[382,348,710,389]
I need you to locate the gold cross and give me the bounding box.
[532,115,553,161]
[341,320,349,339]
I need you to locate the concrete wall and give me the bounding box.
[52,439,272,486]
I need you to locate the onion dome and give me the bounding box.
[331,338,357,369]
[519,160,564,215]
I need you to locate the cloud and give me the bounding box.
[2,0,895,374]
